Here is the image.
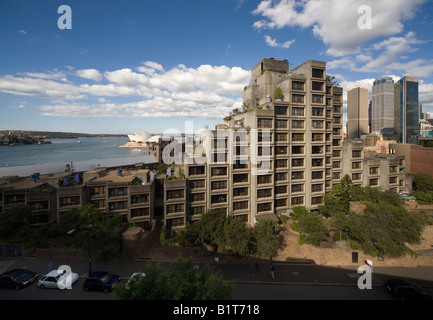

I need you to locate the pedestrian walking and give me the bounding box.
[270,263,275,279]
[253,262,259,275]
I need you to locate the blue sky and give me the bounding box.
[0,0,432,135]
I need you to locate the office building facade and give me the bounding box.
[347,87,369,139]
[371,77,395,133]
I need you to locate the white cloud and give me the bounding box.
[253,0,427,57]
[264,35,295,48]
[76,69,103,81]
[0,62,250,119]
[18,30,27,35]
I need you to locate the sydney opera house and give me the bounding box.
[127,130,152,143]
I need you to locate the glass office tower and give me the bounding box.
[394,76,419,144]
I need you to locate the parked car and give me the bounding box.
[83,271,120,293]
[125,272,146,290]
[38,269,79,289]
[0,269,38,290]
[385,279,432,300]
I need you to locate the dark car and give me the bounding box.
[385,279,432,300]
[0,269,38,290]
[83,271,120,293]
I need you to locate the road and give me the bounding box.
[1,256,433,301]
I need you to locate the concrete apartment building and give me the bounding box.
[161,58,344,229]
[371,77,395,133]
[0,166,155,229]
[342,140,406,192]
[347,87,369,139]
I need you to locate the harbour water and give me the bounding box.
[0,136,147,168]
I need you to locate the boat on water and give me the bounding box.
[77,140,81,144]
[132,149,142,152]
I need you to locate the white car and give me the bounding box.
[125,272,146,290]
[38,269,79,289]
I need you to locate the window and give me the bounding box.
[258,118,272,128]
[292,81,304,91]
[131,208,149,218]
[292,94,305,104]
[311,184,323,192]
[189,179,205,189]
[59,196,80,207]
[311,196,323,205]
[369,178,378,186]
[292,146,304,154]
[312,158,324,167]
[108,201,127,211]
[312,94,324,105]
[292,133,304,142]
[389,166,398,174]
[312,68,324,78]
[131,194,149,204]
[275,172,288,182]
[276,133,288,142]
[275,185,287,195]
[166,189,184,200]
[389,177,398,184]
[276,198,287,208]
[276,146,288,155]
[189,206,205,216]
[233,201,248,211]
[257,202,272,212]
[291,196,304,205]
[352,150,362,158]
[312,133,324,142]
[275,106,288,116]
[233,187,248,197]
[332,161,341,169]
[369,167,379,175]
[333,139,341,147]
[276,159,288,168]
[292,158,304,167]
[292,107,304,116]
[352,162,362,170]
[211,194,227,204]
[352,173,362,181]
[333,105,341,113]
[89,186,105,196]
[211,181,227,191]
[332,172,341,180]
[211,167,227,177]
[233,161,248,170]
[333,117,341,125]
[257,189,272,199]
[189,166,205,176]
[312,171,323,180]
[258,175,272,185]
[312,120,324,129]
[312,146,323,154]
[233,174,248,184]
[312,81,324,91]
[292,120,304,129]
[312,107,324,116]
[108,188,127,198]
[276,120,288,129]
[291,184,303,193]
[291,171,304,180]
[166,204,185,214]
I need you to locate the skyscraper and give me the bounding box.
[371,77,395,133]
[394,76,419,144]
[347,87,369,139]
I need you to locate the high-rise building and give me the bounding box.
[347,87,369,139]
[371,77,395,133]
[394,76,419,144]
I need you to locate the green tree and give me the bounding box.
[0,205,33,242]
[296,212,328,246]
[224,217,251,256]
[252,218,279,258]
[195,209,227,249]
[114,256,233,300]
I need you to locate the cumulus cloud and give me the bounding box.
[253,0,426,57]
[264,35,295,48]
[76,69,103,81]
[0,62,250,119]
